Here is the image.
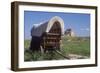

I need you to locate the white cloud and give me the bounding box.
[80,28,90,31]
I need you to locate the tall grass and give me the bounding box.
[24,36,90,61]
[61,36,90,57]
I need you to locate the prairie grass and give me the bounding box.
[24,36,90,61]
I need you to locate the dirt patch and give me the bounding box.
[67,54,88,59]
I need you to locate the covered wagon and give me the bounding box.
[30,16,64,52]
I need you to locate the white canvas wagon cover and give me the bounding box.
[31,16,64,37]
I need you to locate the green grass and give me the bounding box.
[61,36,90,57]
[24,40,30,49]
[24,36,90,61]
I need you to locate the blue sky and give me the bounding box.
[24,11,90,39]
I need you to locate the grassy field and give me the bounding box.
[24,36,90,61]
[61,36,90,56]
